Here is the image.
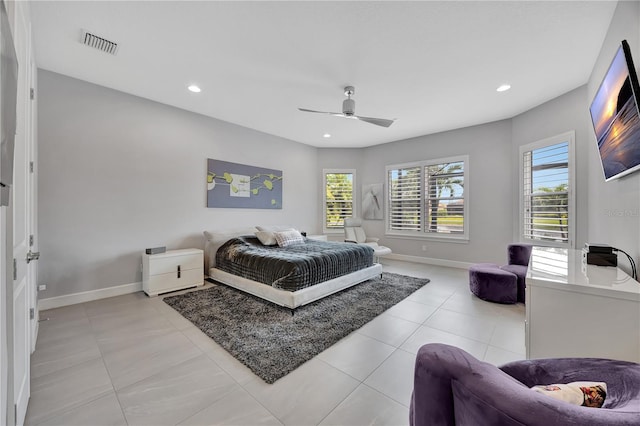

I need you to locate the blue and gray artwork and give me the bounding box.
[207,159,282,209]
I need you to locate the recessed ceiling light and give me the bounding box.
[188,85,201,93]
[323,133,331,138]
[496,84,511,92]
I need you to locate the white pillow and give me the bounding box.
[255,230,278,246]
[531,381,607,408]
[254,226,296,246]
[274,229,305,247]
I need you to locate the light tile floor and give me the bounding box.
[25,259,526,426]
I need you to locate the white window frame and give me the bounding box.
[322,169,356,234]
[519,131,575,248]
[385,155,469,242]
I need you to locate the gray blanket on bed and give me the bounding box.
[215,236,374,291]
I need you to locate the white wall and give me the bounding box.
[38,70,319,298]
[319,120,514,265]
[586,0,640,275]
[511,86,590,249]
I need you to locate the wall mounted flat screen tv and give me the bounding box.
[590,40,640,182]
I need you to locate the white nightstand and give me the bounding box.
[306,234,328,241]
[142,248,204,296]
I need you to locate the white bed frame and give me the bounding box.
[209,263,382,309]
[204,228,382,309]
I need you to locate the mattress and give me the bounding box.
[215,236,374,291]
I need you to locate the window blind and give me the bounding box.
[325,172,353,229]
[425,161,465,234]
[523,142,569,244]
[388,166,422,231]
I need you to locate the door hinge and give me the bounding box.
[13,258,16,280]
[29,234,34,246]
[30,87,35,100]
[30,161,34,173]
[30,308,34,320]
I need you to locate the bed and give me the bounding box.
[204,228,382,309]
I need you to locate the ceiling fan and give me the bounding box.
[298,86,395,128]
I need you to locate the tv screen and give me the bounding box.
[590,40,640,181]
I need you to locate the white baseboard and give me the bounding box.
[38,281,143,311]
[384,253,473,270]
[37,253,471,310]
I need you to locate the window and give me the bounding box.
[388,166,421,231]
[386,156,468,240]
[520,132,574,247]
[323,169,355,232]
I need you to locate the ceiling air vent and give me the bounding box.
[80,30,118,55]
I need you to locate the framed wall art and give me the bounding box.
[362,183,383,220]
[207,159,283,209]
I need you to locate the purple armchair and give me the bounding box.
[469,243,532,303]
[502,243,533,303]
[410,343,640,426]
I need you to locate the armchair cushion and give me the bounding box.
[344,227,367,243]
[508,244,533,266]
[353,227,367,243]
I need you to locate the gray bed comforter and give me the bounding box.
[215,236,374,291]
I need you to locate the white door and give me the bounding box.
[12,3,35,424]
[28,44,37,350]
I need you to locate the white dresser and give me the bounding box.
[526,247,640,363]
[142,248,204,296]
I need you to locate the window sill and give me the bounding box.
[385,233,469,244]
[522,238,573,249]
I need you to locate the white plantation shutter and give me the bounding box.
[386,156,468,239]
[324,171,355,230]
[425,161,465,234]
[388,166,422,231]
[521,133,574,247]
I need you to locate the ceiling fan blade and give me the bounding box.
[298,108,343,116]
[354,115,395,128]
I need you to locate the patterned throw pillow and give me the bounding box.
[274,229,305,247]
[531,381,607,408]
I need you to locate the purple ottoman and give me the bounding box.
[469,263,518,304]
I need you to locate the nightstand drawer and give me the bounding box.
[147,254,202,275]
[144,268,203,296]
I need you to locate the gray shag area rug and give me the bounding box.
[163,272,429,383]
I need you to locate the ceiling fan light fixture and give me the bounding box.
[496,84,511,92]
[298,85,395,128]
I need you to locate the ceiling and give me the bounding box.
[31,1,617,148]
